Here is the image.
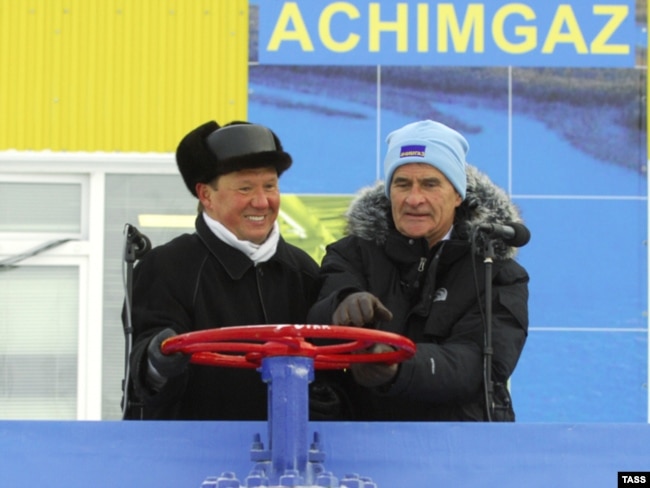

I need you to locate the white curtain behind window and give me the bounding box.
[0,266,79,419]
[0,182,81,233]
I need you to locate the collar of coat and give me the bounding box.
[345,164,524,260]
[194,215,300,279]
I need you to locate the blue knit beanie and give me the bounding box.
[384,120,469,199]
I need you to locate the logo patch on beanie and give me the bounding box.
[400,144,426,158]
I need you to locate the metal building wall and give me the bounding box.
[0,0,248,152]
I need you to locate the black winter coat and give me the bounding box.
[307,165,529,421]
[125,215,320,420]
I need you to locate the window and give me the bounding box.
[102,172,195,420]
[0,174,88,419]
[0,265,79,419]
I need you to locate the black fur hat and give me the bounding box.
[176,120,293,197]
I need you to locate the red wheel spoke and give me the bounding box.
[175,342,267,355]
[192,352,259,369]
[312,340,374,355]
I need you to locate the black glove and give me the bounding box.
[309,382,346,420]
[147,328,190,379]
[333,292,393,327]
[350,343,399,388]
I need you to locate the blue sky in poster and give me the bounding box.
[249,82,645,197]
[256,0,637,67]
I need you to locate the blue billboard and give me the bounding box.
[257,0,637,67]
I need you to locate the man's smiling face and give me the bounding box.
[198,167,280,244]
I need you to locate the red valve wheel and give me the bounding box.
[161,324,416,369]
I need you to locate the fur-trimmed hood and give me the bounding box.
[345,164,525,260]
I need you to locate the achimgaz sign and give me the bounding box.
[257,0,637,67]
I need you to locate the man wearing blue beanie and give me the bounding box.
[308,119,530,421]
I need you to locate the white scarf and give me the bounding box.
[202,212,280,264]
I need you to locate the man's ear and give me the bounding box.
[454,191,463,208]
[195,182,212,208]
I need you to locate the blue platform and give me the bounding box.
[1,421,649,487]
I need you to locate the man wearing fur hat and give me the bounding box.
[123,121,320,420]
[308,120,529,421]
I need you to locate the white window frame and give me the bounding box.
[0,151,174,419]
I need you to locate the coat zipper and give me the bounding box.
[255,265,269,322]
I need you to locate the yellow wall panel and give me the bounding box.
[0,0,248,152]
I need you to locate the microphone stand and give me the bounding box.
[477,224,528,421]
[121,224,147,419]
[483,239,496,422]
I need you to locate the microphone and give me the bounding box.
[477,222,530,247]
[125,224,152,257]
